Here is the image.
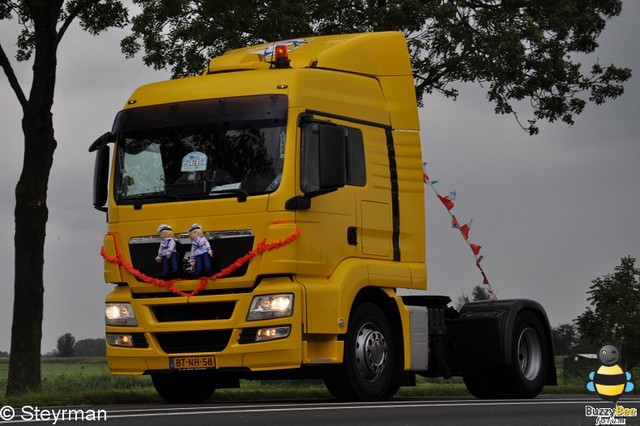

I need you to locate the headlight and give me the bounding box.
[247,294,293,321]
[105,303,138,326]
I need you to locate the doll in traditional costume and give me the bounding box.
[155,224,178,277]
[188,223,213,275]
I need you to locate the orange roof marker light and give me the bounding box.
[273,44,290,69]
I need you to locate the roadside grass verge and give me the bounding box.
[0,358,593,407]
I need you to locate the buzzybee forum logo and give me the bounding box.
[586,344,635,402]
[584,344,637,425]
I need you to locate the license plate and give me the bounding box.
[169,356,215,370]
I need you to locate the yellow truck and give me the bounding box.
[90,31,556,402]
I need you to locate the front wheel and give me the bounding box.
[151,372,216,403]
[323,302,398,401]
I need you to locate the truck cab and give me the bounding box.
[91,32,555,402]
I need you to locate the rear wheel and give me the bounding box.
[323,302,397,401]
[507,310,548,398]
[151,372,216,403]
[463,310,549,399]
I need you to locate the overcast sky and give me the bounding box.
[1,2,638,354]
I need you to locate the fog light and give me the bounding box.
[255,326,291,342]
[107,334,134,347]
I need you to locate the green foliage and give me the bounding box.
[575,256,640,368]
[0,358,585,406]
[0,358,153,404]
[455,285,489,309]
[551,323,581,356]
[123,0,631,135]
[73,338,106,357]
[121,0,313,74]
[55,333,76,357]
[1,0,128,62]
[471,285,490,302]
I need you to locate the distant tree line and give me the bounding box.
[44,334,106,357]
[454,285,491,310]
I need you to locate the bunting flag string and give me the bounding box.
[423,163,497,300]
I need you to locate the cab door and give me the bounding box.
[292,118,362,277]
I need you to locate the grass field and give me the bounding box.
[0,357,596,407]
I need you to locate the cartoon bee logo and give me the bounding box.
[586,344,635,402]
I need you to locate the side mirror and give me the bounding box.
[89,132,115,213]
[317,125,346,190]
[89,131,115,153]
[92,145,110,212]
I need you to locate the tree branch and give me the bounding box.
[0,41,29,110]
[57,0,93,42]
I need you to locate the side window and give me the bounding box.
[345,128,365,187]
[300,122,366,193]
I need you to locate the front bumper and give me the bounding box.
[105,277,303,375]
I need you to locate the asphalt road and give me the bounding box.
[2,395,639,425]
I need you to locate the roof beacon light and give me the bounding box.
[274,45,290,69]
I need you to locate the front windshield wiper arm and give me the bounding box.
[122,193,182,210]
[209,188,249,203]
[209,183,248,202]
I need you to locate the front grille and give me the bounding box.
[128,230,254,280]
[131,287,253,299]
[131,333,149,348]
[152,302,235,322]
[238,328,258,344]
[155,330,232,354]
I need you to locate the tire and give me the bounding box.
[462,365,507,399]
[505,310,549,398]
[462,310,549,399]
[323,302,397,401]
[152,372,216,403]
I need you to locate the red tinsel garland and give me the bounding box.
[100,227,301,297]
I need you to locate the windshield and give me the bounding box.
[113,95,287,204]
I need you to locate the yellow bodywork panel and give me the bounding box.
[101,233,122,283]
[209,32,414,79]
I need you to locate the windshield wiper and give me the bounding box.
[121,193,183,209]
[209,183,248,202]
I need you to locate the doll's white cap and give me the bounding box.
[187,223,201,233]
[157,224,172,233]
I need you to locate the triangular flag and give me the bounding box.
[451,215,460,229]
[438,194,455,211]
[459,224,470,240]
[470,244,482,255]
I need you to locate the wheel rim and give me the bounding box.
[354,322,388,382]
[517,327,542,381]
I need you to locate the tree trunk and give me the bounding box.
[6,0,60,396]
